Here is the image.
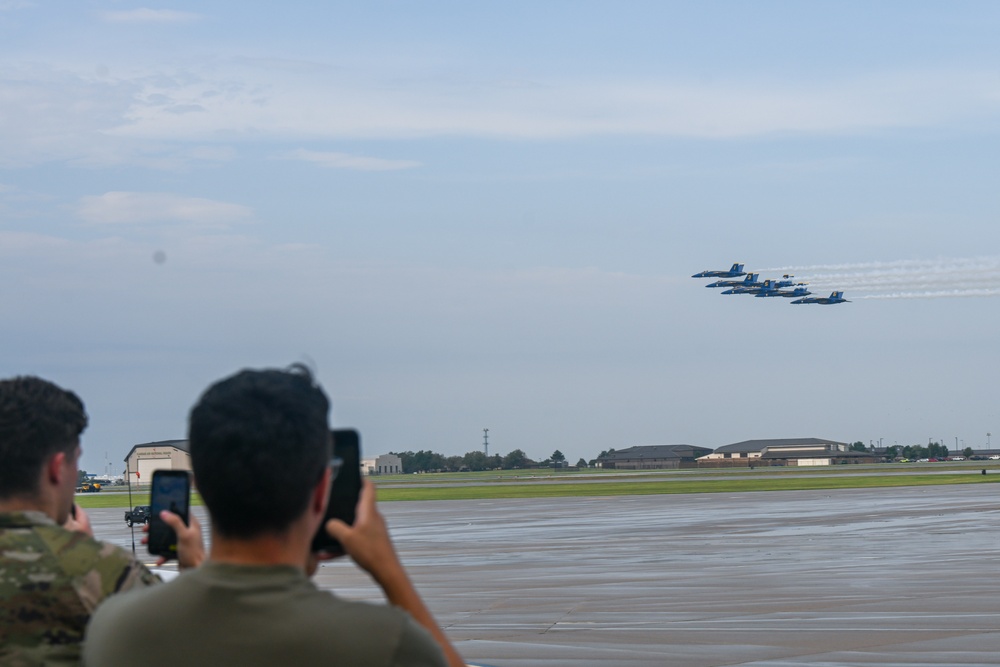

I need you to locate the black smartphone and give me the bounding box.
[148,470,191,559]
[311,429,362,555]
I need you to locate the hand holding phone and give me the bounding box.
[148,470,191,559]
[311,429,362,555]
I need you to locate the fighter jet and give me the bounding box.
[692,263,746,279]
[705,273,760,289]
[722,278,779,295]
[772,277,807,289]
[791,291,849,305]
[755,286,812,299]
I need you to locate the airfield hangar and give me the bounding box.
[123,439,192,485]
[598,444,713,470]
[698,438,878,468]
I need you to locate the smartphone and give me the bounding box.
[148,470,191,559]
[311,429,362,555]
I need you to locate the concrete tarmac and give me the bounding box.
[91,484,1000,666]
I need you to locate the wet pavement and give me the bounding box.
[91,484,1000,666]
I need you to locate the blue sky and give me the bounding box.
[3,1,1000,472]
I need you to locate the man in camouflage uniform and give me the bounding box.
[0,376,159,665]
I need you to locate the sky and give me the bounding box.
[3,1,1000,474]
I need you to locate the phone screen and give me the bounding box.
[311,429,362,555]
[147,470,191,559]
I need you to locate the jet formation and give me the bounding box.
[692,263,849,305]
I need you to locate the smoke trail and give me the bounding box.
[760,256,1000,300]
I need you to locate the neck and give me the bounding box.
[0,494,56,520]
[209,521,313,570]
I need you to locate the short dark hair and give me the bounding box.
[188,365,331,538]
[0,376,88,500]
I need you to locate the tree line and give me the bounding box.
[389,448,588,473]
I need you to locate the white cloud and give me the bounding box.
[100,8,202,24]
[3,61,1000,169]
[102,65,1000,142]
[284,149,420,171]
[77,191,253,226]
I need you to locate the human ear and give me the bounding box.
[47,451,67,486]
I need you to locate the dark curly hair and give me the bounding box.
[0,376,88,499]
[188,364,331,538]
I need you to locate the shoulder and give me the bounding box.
[296,595,446,666]
[85,568,186,660]
[40,524,158,596]
[0,519,156,663]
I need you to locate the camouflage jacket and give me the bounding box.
[0,510,159,666]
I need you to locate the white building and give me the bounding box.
[361,453,403,475]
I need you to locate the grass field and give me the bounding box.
[375,472,1000,501]
[75,467,1000,508]
[75,491,204,509]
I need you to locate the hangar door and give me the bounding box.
[136,457,170,484]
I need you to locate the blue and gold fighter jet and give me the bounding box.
[692,263,746,279]
[791,291,849,305]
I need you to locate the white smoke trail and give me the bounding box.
[759,256,1000,300]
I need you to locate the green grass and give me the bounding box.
[374,472,1000,501]
[75,491,204,509]
[366,462,1000,485]
[76,467,1000,508]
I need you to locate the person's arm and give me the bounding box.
[326,480,465,667]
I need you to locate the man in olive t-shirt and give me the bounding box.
[84,365,463,667]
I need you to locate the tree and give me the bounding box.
[462,450,490,471]
[576,458,587,468]
[850,441,867,452]
[964,446,975,458]
[927,441,949,459]
[391,450,450,473]
[885,446,899,460]
[502,449,530,469]
[551,450,566,463]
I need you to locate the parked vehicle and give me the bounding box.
[124,505,151,527]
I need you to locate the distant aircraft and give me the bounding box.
[692,263,746,279]
[791,291,849,305]
[705,273,760,289]
[755,286,812,299]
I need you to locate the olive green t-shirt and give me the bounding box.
[83,561,447,667]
